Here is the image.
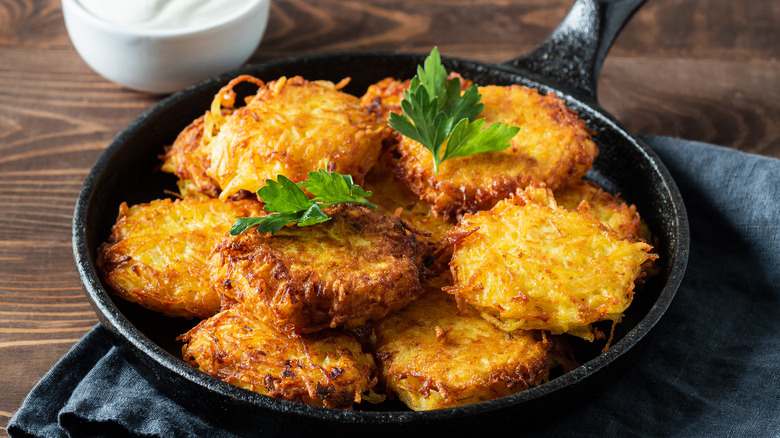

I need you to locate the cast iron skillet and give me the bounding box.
[73,0,689,434]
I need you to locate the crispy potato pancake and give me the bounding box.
[363,78,598,220]
[204,75,389,200]
[209,205,428,334]
[446,185,656,340]
[373,290,553,411]
[97,197,264,319]
[363,151,453,245]
[181,302,377,409]
[554,179,643,242]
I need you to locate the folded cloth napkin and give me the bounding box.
[9,136,780,437]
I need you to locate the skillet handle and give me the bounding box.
[501,0,644,103]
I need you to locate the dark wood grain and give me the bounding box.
[0,0,777,434]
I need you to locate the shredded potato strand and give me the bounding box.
[203,75,266,146]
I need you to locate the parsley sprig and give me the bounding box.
[230,169,377,236]
[388,47,520,174]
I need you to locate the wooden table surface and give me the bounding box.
[1,0,778,433]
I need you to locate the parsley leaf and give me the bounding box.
[257,175,313,213]
[388,47,520,174]
[443,118,521,160]
[231,211,302,236]
[298,169,377,209]
[230,170,376,236]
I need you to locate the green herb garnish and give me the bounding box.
[388,47,520,174]
[230,169,377,236]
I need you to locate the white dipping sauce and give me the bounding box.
[77,0,248,30]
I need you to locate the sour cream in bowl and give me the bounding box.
[62,0,271,94]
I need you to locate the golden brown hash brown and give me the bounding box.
[161,75,267,199]
[554,179,643,242]
[203,75,389,200]
[373,290,554,411]
[446,185,656,340]
[209,205,428,334]
[362,78,598,220]
[96,197,264,319]
[181,301,377,409]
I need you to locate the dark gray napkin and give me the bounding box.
[6,325,239,438]
[9,136,780,437]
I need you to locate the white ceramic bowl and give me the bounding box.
[62,0,270,94]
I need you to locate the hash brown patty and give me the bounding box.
[206,75,389,200]
[362,78,598,220]
[373,290,553,410]
[209,205,428,334]
[97,197,264,319]
[181,301,377,409]
[446,185,656,340]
